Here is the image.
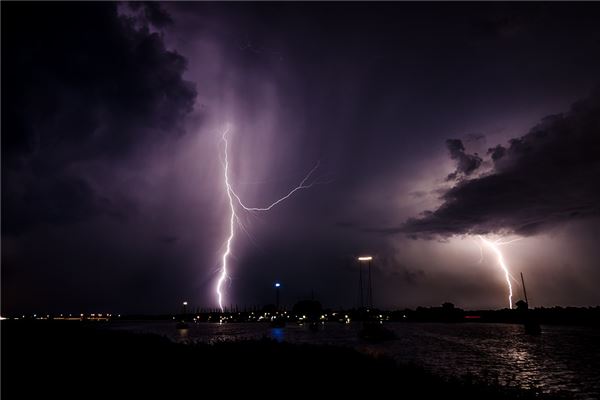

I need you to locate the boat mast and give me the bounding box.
[520,272,529,305]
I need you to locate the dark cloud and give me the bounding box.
[445,139,483,180]
[128,2,174,28]
[404,88,600,237]
[487,145,507,162]
[1,2,196,235]
[2,175,105,232]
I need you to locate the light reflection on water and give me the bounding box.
[270,327,285,343]
[110,322,599,399]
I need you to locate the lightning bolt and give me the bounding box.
[477,235,522,309]
[230,162,320,212]
[216,125,235,312]
[216,124,319,311]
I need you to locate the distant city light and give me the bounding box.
[358,256,373,261]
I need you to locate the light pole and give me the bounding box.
[274,282,281,310]
[182,301,188,315]
[358,256,373,309]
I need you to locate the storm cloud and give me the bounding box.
[1,2,195,235]
[403,88,600,237]
[3,2,600,313]
[445,138,483,180]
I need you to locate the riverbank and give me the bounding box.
[2,321,566,398]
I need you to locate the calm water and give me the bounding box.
[109,321,600,399]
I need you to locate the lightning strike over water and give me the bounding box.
[215,125,236,312]
[477,235,519,309]
[216,125,319,311]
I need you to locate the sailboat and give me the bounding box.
[519,273,541,336]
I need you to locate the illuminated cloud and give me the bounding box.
[403,89,600,237]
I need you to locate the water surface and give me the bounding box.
[109,321,600,399]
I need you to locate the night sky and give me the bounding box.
[2,2,600,314]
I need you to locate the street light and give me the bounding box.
[357,256,374,309]
[274,282,281,309]
[182,301,188,314]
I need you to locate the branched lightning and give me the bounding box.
[476,235,521,309]
[230,162,320,212]
[216,125,319,311]
[216,125,236,312]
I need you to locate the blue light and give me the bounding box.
[271,327,284,342]
[274,283,281,288]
